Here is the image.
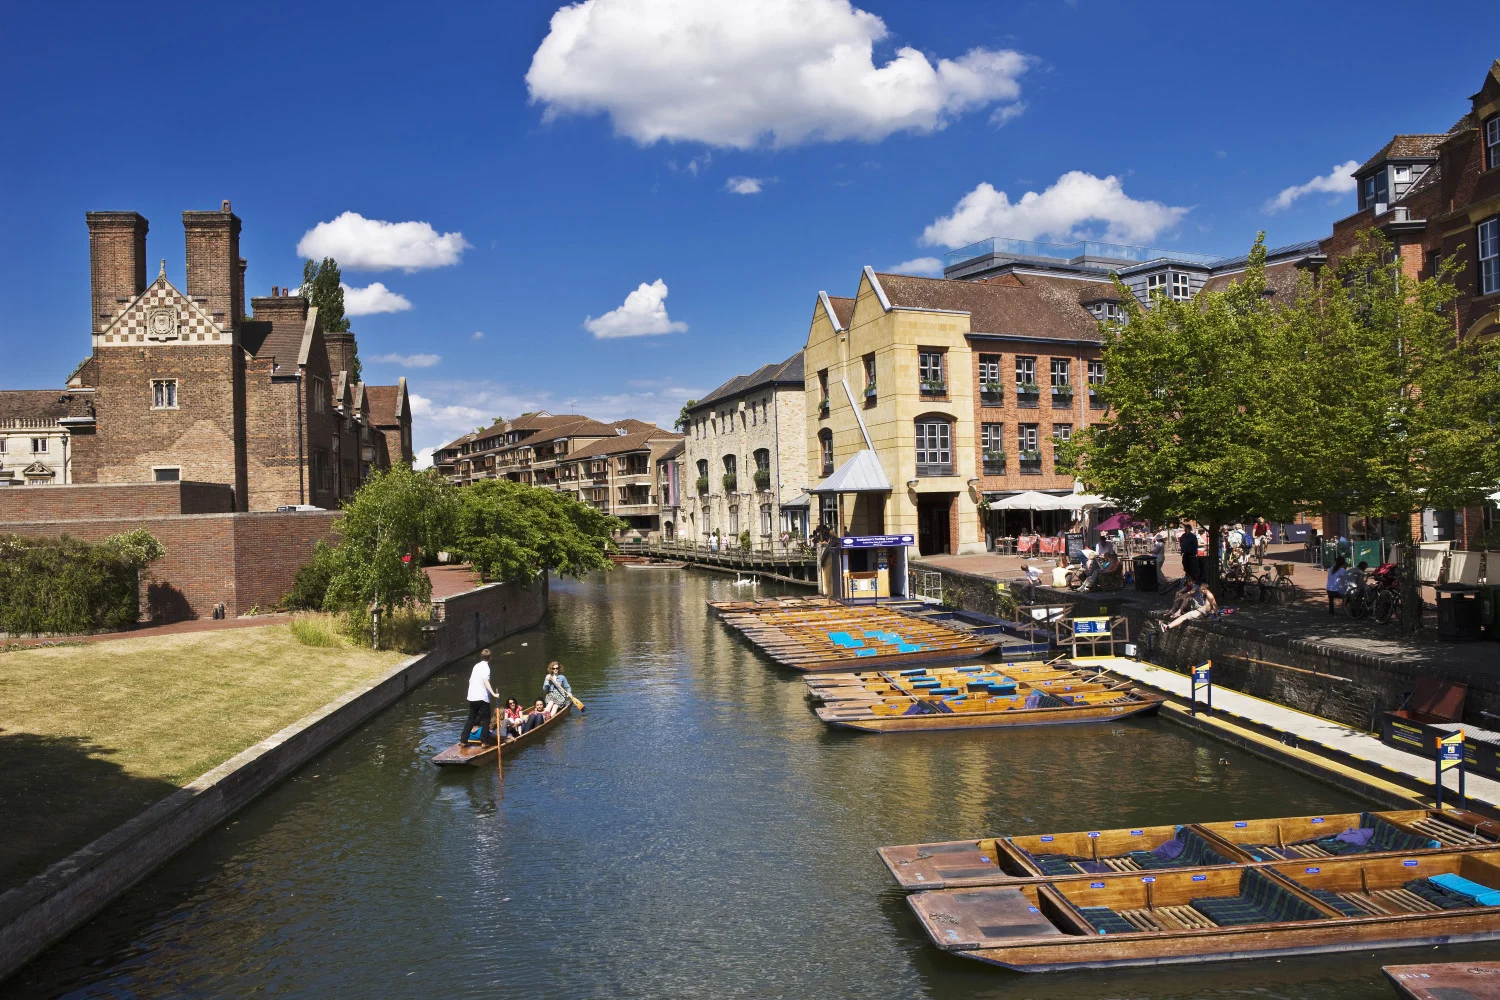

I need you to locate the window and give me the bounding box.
[1171,272,1191,301]
[1146,272,1167,298]
[31,437,48,453]
[696,458,709,494]
[1052,424,1072,471]
[818,369,829,409]
[864,354,877,390]
[753,448,771,491]
[153,467,180,482]
[313,449,333,491]
[1427,249,1443,280]
[151,378,178,409]
[914,418,952,476]
[819,429,834,476]
[1486,116,1500,170]
[0,438,6,453]
[978,353,1002,394]
[1360,170,1388,210]
[1091,302,1123,323]
[981,422,1005,475]
[1480,217,1500,296]
[729,505,739,535]
[918,351,946,393]
[1394,165,1410,183]
[1018,423,1040,474]
[1088,359,1107,408]
[1015,356,1038,404]
[311,377,328,414]
[1050,359,1071,389]
[760,503,772,536]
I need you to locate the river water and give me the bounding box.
[8,571,1494,999]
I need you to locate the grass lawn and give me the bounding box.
[0,618,406,892]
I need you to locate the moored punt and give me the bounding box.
[432,701,572,767]
[814,676,1163,733]
[805,662,1108,703]
[708,599,1000,672]
[1383,961,1500,998]
[907,848,1500,972]
[878,809,1500,890]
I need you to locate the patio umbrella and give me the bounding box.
[1094,512,1138,533]
[993,490,1069,533]
[1058,493,1109,511]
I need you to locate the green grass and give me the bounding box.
[0,623,405,891]
[290,615,342,648]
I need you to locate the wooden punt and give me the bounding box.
[878,808,1500,890]
[805,662,1107,703]
[432,701,571,767]
[1383,961,1500,998]
[708,599,1001,672]
[907,848,1500,972]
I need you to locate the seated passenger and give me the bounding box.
[522,699,548,733]
[501,698,526,741]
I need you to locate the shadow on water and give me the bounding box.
[0,730,178,892]
[4,570,1489,999]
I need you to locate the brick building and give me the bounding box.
[1319,59,1500,547]
[0,203,413,511]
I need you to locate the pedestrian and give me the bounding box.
[1326,557,1350,615]
[1179,522,1200,583]
[543,661,573,713]
[1151,530,1166,572]
[460,648,497,747]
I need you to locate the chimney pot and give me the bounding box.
[222,200,231,212]
[272,285,280,296]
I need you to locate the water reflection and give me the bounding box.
[5,571,1479,1000]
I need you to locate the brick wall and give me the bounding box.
[0,511,338,620]
[0,481,234,521]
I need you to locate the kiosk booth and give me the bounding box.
[822,534,912,601]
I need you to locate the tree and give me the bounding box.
[674,400,696,432]
[451,478,624,583]
[1061,236,1317,582]
[323,465,456,624]
[1292,232,1500,633]
[301,257,359,382]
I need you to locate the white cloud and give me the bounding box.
[920,171,1190,248]
[471,330,485,340]
[584,279,689,338]
[526,0,1029,149]
[414,446,437,470]
[341,281,413,316]
[297,212,470,272]
[988,101,1026,128]
[1264,160,1360,213]
[885,256,944,276]
[371,352,442,368]
[725,176,764,195]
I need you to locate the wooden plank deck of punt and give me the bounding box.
[805,665,1109,703]
[1383,961,1500,999]
[877,808,1500,891]
[710,600,1000,672]
[815,688,1165,733]
[432,701,572,766]
[908,849,1500,972]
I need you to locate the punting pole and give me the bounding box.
[494,699,503,781]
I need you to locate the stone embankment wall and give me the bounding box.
[0,576,548,983]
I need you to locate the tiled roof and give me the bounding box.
[0,389,94,422]
[657,441,684,461]
[874,272,1108,342]
[567,427,679,459]
[364,383,403,426]
[828,296,855,329]
[1198,258,1310,299]
[1357,134,1447,174]
[690,351,804,412]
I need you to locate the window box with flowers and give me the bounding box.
[982,451,1006,476]
[863,383,878,400]
[980,379,1006,405]
[818,398,830,418]
[1016,381,1041,407]
[919,379,948,396]
[1051,384,1074,407]
[753,468,771,492]
[1018,449,1043,474]
[696,475,709,495]
[1089,387,1106,409]
[722,472,738,494]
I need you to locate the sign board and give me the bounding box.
[840,534,915,549]
[1073,617,1110,635]
[1192,663,1211,684]
[1439,730,1465,771]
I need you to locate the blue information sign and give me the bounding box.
[840,534,915,548]
[1192,665,1211,684]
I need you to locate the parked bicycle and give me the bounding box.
[1369,562,1403,624]
[1343,566,1374,619]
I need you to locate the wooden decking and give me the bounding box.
[709,598,1000,672]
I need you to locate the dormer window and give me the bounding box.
[1089,302,1123,323]
[1146,273,1167,298]
[1359,170,1389,211]
[1171,273,1191,301]
[1487,116,1500,170]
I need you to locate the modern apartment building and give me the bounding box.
[679,352,808,546]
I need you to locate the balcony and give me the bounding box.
[915,462,954,477]
[1015,383,1040,408]
[982,454,1006,476]
[1018,451,1042,475]
[979,382,1005,407]
[753,468,771,492]
[1051,386,1074,409]
[919,379,948,397]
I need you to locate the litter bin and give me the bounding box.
[1133,555,1158,592]
[1479,583,1500,638]
[1435,584,1482,642]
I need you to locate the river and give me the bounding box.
[6,570,1492,999]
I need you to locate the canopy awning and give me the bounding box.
[780,491,812,509]
[809,449,892,494]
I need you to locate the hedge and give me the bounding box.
[0,531,161,635]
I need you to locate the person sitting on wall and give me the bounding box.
[1163,581,1217,630]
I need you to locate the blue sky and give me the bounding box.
[2,1,1496,463]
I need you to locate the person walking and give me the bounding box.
[1179,522,1200,583]
[543,661,574,713]
[460,649,497,747]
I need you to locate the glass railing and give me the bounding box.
[944,237,1222,272]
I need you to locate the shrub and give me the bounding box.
[343,606,431,654]
[0,532,161,635]
[739,530,751,552]
[282,540,338,611]
[290,615,341,648]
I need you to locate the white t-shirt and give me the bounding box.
[466,661,491,702]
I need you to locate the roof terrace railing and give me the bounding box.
[943,237,1222,272]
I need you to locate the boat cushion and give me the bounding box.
[1023,853,1092,877]
[1403,878,1479,910]
[1191,870,1325,926]
[1290,813,1440,856]
[1077,906,1137,935]
[1428,873,1500,906]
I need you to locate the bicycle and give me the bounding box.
[1369,563,1403,624]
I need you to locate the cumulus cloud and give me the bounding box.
[584,279,689,338]
[988,101,1026,128]
[525,0,1029,148]
[725,176,764,195]
[1264,160,1360,212]
[885,256,944,276]
[920,171,1190,248]
[409,391,495,455]
[341,281,413,316]
[371,352,442,368]
[297,212,470,272]
[471,330,485,340]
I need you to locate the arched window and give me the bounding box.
[914,415,953,476]
[818,429,834,476]
[722,454,737,493]
[753,448,771,491]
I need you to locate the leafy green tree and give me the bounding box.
[1061,236,1317,581]
[323,465,456,626]
[1292,232,1500,633]
[674,400,696,432]
[301,257,359,382]
[451,478,623,583]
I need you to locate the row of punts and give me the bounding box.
[804,661,1164,732]
[708,598,1001,672]
[879,808,1500,971]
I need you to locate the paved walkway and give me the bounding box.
[1094,656,1500,810]
[426,564,485,600]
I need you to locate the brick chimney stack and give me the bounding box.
[324,329,357,380]
[85,211,148,333]
[237,257,248,323]
[182,201,242,331]
[249,287,310,364]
